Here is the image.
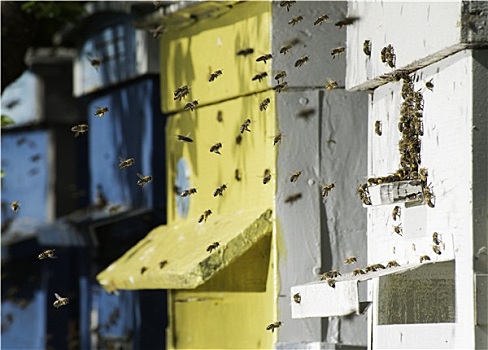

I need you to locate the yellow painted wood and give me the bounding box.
[161,1,272,113]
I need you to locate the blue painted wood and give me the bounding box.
[1,71,39,126]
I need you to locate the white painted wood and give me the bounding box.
[375,324,457,349]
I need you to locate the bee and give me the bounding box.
[38,249,57,260]
[284,193,302,204]
[375,121,382,136]
[425,79,434,91]
[256,54,273,64]
[199,209,212,223]
[235,169,242,181]
[108,205,122,214]
[419,255,431,263]
[10,201,20,212]
[363,40,372,56]
[136,173,153,187]
[353,268,366,276]
[236,48,254,57]
[273,132,283,146]
[392,206,401,221]
[357,183,372,205]
[206,241,220,253]
[273,82,288,93]
[288,15,303,26]
[53,293,69,308]
[290,171,302,183]
[393,224,403,236]
[326,80,338,91]
[140,267,148,275]
[177,134,193,143]
[240,119,251,133]
[293,293,301,304]
[331,47,345,59]
[71,124,89,137]
[213,184,227,197]
[181,188,197,197]
[266,321,282,332]
[380,44,396,68]
[94,106,109,117]
[118,157,135,169]
[252,72,268,82]
[432,232,441,245]
[87,54,102,69]
[184,100,199,111]
[236,134,243,145]
[423,185,435,208]
[419,168,428,182]
[210,142,222,155]
[275,71,287,82]
[297,108,315,119]
[321,183,335,198]
[279,0,296,11]
[314,14,330,25]
[335,17,356,28]
[149,25,165,39]
[373,263,386,270]
[344,256,357,265]
[260,98,271,111]
[432,245,442,255]
[159,260,168,269]
[327,278,336,288]
[263,169,272,185]
[280,44,292,55]
[174,85,190,101]
[217,111,223,122]
[330,269,341,278]
[386,260,400,268]
[294,55,309,67]
[209,69,223,82]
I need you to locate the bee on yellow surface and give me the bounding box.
[209,69,223,82]
[375,121,382,136]
[275,71,287,82]
[140,267,148,275]
[266,321,282,332]
[290,171,302,183]
[213,184,227,197]
[240,119,251,133]
[252,72,268,82]
[71,124,89,137]
[180,188,197,197]
[206,241,219,253]
[210,142,222,155]
[94,106,109,117]
[53,293,69,308]
[38,249,57,260]
[288,15,303,26]
[294,55,309,68]
[136,173,153,187]
[321,183,335,198]
[420,255,431,263]
[174,85,190,101]
[331,47,345,59]
[260,98,271,111]
[263,169,272,185]
[177,134,193,143]
[344,256,357,265]
[279,0,295,11]
[273,82,288,93]
[159,260,168,269]
[256,54,273,64]
[314,14,329,26]
[10,201,20,212]
[118,157,135,169]
[184,100,199,111]
[363,40,372,56]
[353,268,366,276]
[392,206,401,221]
[386,260,400,268]
[293,293,301,304]
[199,209,212,223]
[235,169,242,182]
[216,111,223,122]
[236,48,254,57]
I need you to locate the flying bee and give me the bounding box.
[288,15,303,26]
[209,69,223,82]
[53,293,69,308]
[297,108,315,119]
[260,98,271,111]
[290,171,302,183]
[140,267,148,275]
[256,54,273,64]
[432,245,442,255]
[213,184,227,197]
[432,232,441,245]
[86,54,102,69]
[235,169,242,181]
[199,209,212,223]
[266,321,282,332]
[206,241,220,253]
[294,55,309,67]
[263,169,272,185]
[393,224,403,236]
[159,260,168,269]
[284,193,302,204]
[353,268,366,276]
[425,79,434,91]
[181,188,197,197]
[314,14,330,25]
[392,206,401,221]
[10,201,20,212]
[94,106,109,117]
[280,44,292,55]
[108,205,122,214]
[275,71,287,82]
[279,0,296,11]
[237,48,254,56]
[273,82,288,93]
[375,121,382,136]
[252,72,268,82]
[273,132,283,146]
[327,278,336,288]
[149,25,165,39]
[38,249,57,260]
[177,134,193,143]
[331,47,345,59]
[236,134,243,145]
[362,40,372,56]
[321,183,335,199]
[423,185,435,208]
[184,100,199,111]
[293,293,301,304]
[217,111,223,122]
[326,80,338,91]
[118,157,135,169]
[136,173,153,187]
[240,119,251,133]
[344,256,357,265]
[419,255,431,263]
[335,17,356,28]
[210,142,222,155]
[174,85,190,101]
[71,124,89,137]
[386,260,400,268]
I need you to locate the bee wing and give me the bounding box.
[54,293,62,300]
[136,173,144,179]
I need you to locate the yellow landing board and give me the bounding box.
[96,208,272,291]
